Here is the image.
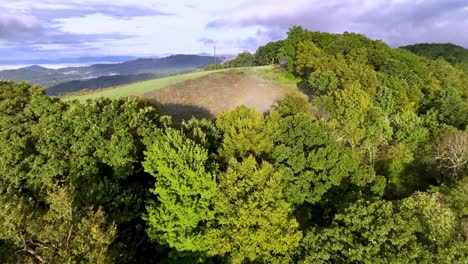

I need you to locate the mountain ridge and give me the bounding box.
[0,54,226,88]
[400,43,468,67]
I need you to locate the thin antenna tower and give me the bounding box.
[214,45,216,69]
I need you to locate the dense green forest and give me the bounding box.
[401,43,468,72]
[1,26,467,263]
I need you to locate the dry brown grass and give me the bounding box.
[140,71,297,122]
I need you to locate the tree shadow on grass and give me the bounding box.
[149,101,214,124]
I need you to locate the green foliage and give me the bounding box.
[226,52,256,68]
[143,128,217,252]
[216,105,272,160]
[280,26,468,197]
[0,81,161,262]
[181,118,222,154]
[308,69,339,95]
[440,177,468,218]
[295,40,324,76]
[279,26,310,73]
[2,26,468,264]
[255,40,284,65]
[270,92,312,118]
[268,113,377,204]
[0,186,117,263]
[301,192,467,263]
[205,157,302,263]
[402,43,468,67]
[329,81,371,147]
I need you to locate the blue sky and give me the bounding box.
[1,0,467,65]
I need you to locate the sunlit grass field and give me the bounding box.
[60,70,217,101]
[60,66,293,102]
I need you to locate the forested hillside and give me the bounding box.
[401,43,468,71]
[1,26,467,263]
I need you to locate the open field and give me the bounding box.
[60,70,221,101]
[61,66,301,121]
[141,70,298,121]
[59,66,273,101]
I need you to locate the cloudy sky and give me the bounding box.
[1,0,467,65]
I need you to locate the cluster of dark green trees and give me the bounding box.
[204,40,284,70]
[1,26,467,263]
[401,43,468,72]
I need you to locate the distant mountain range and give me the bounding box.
[0,55,226,95]
[45,73,163,96]
[0,56,143,67]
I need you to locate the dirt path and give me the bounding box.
[141,71,295,121]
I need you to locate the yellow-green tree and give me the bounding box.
[143,129,217,253]
[206,157,302,263]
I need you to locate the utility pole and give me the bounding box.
[214,45,216,69]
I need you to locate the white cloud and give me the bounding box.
[0,0,466,63]
[207,0,468,47]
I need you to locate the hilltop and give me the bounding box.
[62,66,300,122]
[142,69,297,121]
[401,43,468,68]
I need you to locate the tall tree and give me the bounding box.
[433,129,468,181]
[255,40,284,65]
[205,157,302,263]
[216,106,272,161]
[143,129,217,254]
[267,113,379,205]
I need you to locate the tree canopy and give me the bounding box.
[1,26,467,263]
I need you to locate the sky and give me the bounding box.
[0,0,467,66]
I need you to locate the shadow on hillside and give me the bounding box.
[151,102,214,123]
[296,81,314,100]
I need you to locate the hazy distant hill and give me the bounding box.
[401,43,468,67]
[46,73,164,96]
[0,56,140,66]
[0,55,224,89]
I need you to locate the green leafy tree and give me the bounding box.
[270,92,312,118]
[143,128,217,253]
[255,40,284,65]
[439,177,468,236]
[328,81,371,148]
[402,43,468,66]
[227,52,256,68]
[307,69,339,95]
[267,113,378,204]
[216,106,273,160]
[205,157,302,263]
[294,40,324,76]
[182,118,222,154]
[0,186,116,263]
[301,192,467,263]
[279,26,309,73]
